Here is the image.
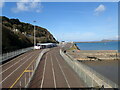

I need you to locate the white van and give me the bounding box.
[34,45,41,49]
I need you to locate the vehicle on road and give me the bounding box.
[34,45,41,49]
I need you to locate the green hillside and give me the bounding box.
[1,16,58,53]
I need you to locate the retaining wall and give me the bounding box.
[60,49,118,88]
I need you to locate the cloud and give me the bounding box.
[0,2,4,8]
[104,35,119,40]
[12,0,42,13]
[94,4,106,15]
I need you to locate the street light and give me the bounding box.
[33,21,36,49]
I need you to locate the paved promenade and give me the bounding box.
[29,47,85,88]
[0,50,42,88]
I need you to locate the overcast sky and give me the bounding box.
[1,1,118,42]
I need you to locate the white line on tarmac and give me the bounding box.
[40,53,47,88]
[0,52,34,75]
[50,54,56,88]
[55,55,70,88]
[0,53,38,84]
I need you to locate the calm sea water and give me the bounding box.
[76,41,119,85]
[82,60,118,84]
[76,41,118,50]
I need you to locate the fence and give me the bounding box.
[0,47,34,63]
[9,48,49,88]
[25,48,50,88]
[60,49,118,88]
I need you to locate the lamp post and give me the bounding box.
[33,21,36,49]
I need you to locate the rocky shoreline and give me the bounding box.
[66,43,120,61]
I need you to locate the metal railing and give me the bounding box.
[0,47,34,63]
[25,48,50,88]
[7,48,49,88]
[60,49,118,88]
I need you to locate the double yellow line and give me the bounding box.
[10,59,36,88]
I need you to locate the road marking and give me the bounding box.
[9,55,38,88]
[0,53,37,85]
[10,68,25,88]
[0,52,33,75]
[50,54,56,88]
[40,53,47,88]
[0,51,33,68]
[24,70,33,72]
[55,55,70,88]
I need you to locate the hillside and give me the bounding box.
[1,16,58,53]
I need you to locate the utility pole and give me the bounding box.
[33,21,36,49]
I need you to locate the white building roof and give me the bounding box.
[37,43,55,46]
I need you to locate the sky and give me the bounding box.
[1,1,118,42]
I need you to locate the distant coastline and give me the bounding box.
[67,43,119,61]
[75,41,118,50]
[74,40,119,43]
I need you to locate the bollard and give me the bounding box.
[19,80,21,88]
[29,71,30,82]
[25,73,26,87]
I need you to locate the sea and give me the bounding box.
[82,60,118,85]
[76,41,119,86]
[76,41,119,50]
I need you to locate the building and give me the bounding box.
[34,43,57,49]
[22,32,27,35]
[13,29,19,32]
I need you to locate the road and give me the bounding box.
[29,47,85,88]
[0,43,85,88]
[0,49,42,88]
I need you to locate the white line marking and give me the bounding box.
[50,54,56,88]
[0,53,39,84]
[40,53,47,88]
[0,51,33,68]
[0,52,33,75]
[55,55,70,88]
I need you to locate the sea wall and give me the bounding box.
[60,49,118,88]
